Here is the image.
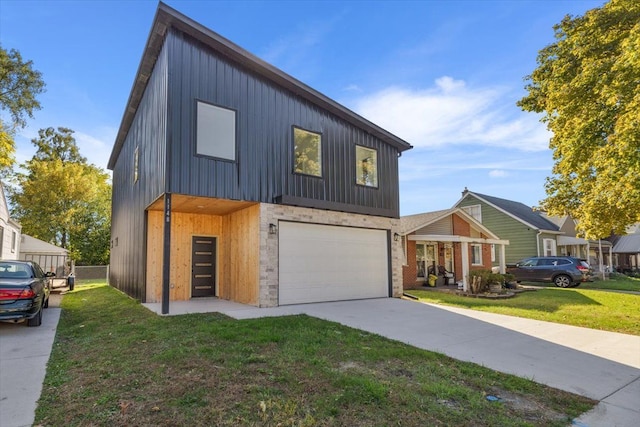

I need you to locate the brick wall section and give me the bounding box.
[402,239,420,289]
[259,203,401,307]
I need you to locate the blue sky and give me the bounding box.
[1,0,604,215]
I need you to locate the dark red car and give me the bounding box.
[0,260,54,327]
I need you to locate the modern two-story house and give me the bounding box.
[108,3,412,312]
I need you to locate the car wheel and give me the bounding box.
[27,308,43,327]
[554,274,572,288]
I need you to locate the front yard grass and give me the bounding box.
[36,284,596,426]
[526,274,640,293]
[407,287,640,336]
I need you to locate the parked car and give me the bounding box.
[506,256,592,288]
[0,260,54,327]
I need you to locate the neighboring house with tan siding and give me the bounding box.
[399,208,508,289]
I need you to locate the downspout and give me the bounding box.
[536,231,542,256]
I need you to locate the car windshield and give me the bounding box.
[0,262,32,278]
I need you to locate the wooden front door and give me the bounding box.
[191,236,216,297]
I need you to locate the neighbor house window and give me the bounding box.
[543,238,557,256]
[471,244,482,265]
[196,101,236,161]
[133,146,139,183]
[11,231,17,253]
[491,244,496,262]
[462,204,482,223]
[293,127,321,177]
[355,145,378,187]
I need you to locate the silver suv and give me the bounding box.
[506,256,592,288]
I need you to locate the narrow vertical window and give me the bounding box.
[471,244,482,265]
[293,127,322,177]
[133,146,139,183]
[11,231,17,253]
[196,101,236,161]
[356,145,378,187]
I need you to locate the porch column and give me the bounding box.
[499,244,506,274]
[461,241,469,292]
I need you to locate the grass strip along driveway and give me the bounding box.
[407,282,640,336]
[36,284,595,426]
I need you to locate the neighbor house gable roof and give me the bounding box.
[108,2,412,170]
[612,234,640,253]
[400,207,500,240]
[455,190,560,233]
[19,235,69,255]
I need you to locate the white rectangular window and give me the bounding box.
[462,204,482,223]
[491,244,496,262]
[471,244,482,265]
[196,101,236,161]
[355,145,378,187]
[543,238,557,256]
[11,231,17,253]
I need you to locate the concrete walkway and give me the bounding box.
[147,297,640,426]
[0,294,62,427]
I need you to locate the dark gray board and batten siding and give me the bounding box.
[166,30,402,216]
[110,43,168,301]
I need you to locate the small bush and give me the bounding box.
[468,270,513,294]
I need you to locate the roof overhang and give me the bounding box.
[408,234,509,246]
[108,2,412,170]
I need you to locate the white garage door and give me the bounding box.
[279,221,389,305]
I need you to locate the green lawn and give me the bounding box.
[406,286,640,336]
[35,284,596,426]
[525,274,640,293]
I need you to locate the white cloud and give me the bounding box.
[489,169,508,178]
[351,77,551,152]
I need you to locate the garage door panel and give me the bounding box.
[279,222,389,305]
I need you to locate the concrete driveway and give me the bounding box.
[0,293,61,427]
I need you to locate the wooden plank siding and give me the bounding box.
[145,205,259,304]
[457,196,538,263]
[220,204,260,304]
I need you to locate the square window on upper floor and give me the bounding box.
[196,101,236,161]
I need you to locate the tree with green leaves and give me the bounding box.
[0,46,46,175]
[10,127,111,265]
[518,0,640,239]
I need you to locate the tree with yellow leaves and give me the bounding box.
[519,0,640,239]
